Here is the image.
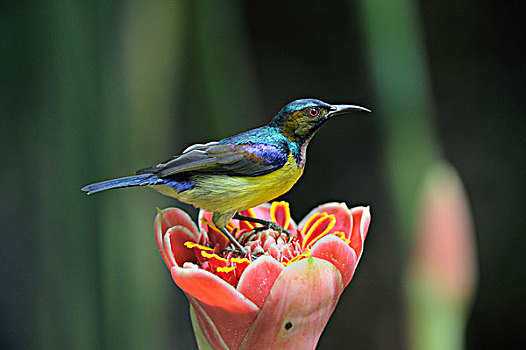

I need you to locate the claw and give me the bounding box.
[267,222,291,241]
[220,227,247,254]
[223,247,263,259]
[233,213,291,241]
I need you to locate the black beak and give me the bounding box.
[327,104,371,118]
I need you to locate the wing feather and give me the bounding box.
[136,141,288,178]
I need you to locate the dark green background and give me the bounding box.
[1,1,524,349]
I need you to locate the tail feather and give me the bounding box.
[81,174,162,194]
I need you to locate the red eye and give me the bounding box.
[308,108,319,117]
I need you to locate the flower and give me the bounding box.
[155,201,371,350]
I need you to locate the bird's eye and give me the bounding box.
[308,107,319,117]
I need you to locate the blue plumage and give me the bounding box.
[240,143,288,167]
[281,98,332,115]
[82,174,197,195]
[220,125,285,145]
[81,174,162,194]
[162,178,195,192]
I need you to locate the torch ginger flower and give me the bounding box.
[155,201,371,350]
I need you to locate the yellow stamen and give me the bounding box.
[230,257,252,265]
[216,266,237,273]
[184,241,214,252]
[201,251,228,263]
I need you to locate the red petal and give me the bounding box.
[189,297,230,350]
[201,251,228,271]
[242,203,298,231]
[237,256,284,309]
[171,266,258,311]
[237,208,260,231]
[184,242,214,264]
[355,206,371,240]
[270,201,291,230]
[349,206,371,258]
[154,208,200,268]
[216,266,238,286]
[301,214,336,250]
[171,267,259,349]
[198,210,214,233]
[317,203,353,235]
[241,258,343,349]
[250,203,272,221]
[163,226,200,267]
[200,216,231,251]
[298,202,352,236]
[310,235,358,287]
[234,204,273,232]
[231,257,251,278]
[198,210,232,249]
[298,212,324,238]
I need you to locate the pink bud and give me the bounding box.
[412,163,477,303]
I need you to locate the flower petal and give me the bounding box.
[237,203,297,232]
[248,203,272,221]
[237,208,261,231]
[270,201,291,230]
[199,214,230,250]
[198,209,214,232]
[171,266,259,311]
[240,258,343,350]
[310,235,358,287]
[171,266,260,349]
[349,206,371,258]
[155,208,200,268]
[189,297,230,350]
[237,256,284,309]
[298,202,352,235]
[320,203,353,235]
[301,213,336,250]
[163,226,199,268]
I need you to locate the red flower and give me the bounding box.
[155,201,371,349]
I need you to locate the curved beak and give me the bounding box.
[327,104,371,118]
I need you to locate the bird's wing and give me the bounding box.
[136,141,289,178]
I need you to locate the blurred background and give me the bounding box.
[1,0,524,349]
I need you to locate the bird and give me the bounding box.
[82,98,370,252]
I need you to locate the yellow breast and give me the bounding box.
[152,152,303,214]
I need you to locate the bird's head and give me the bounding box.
[269,98,370,144]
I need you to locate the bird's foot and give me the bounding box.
[233,213,291,240]
[220,227,247,254]
[223,247,263,259]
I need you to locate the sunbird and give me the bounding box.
[82,98,369,252]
